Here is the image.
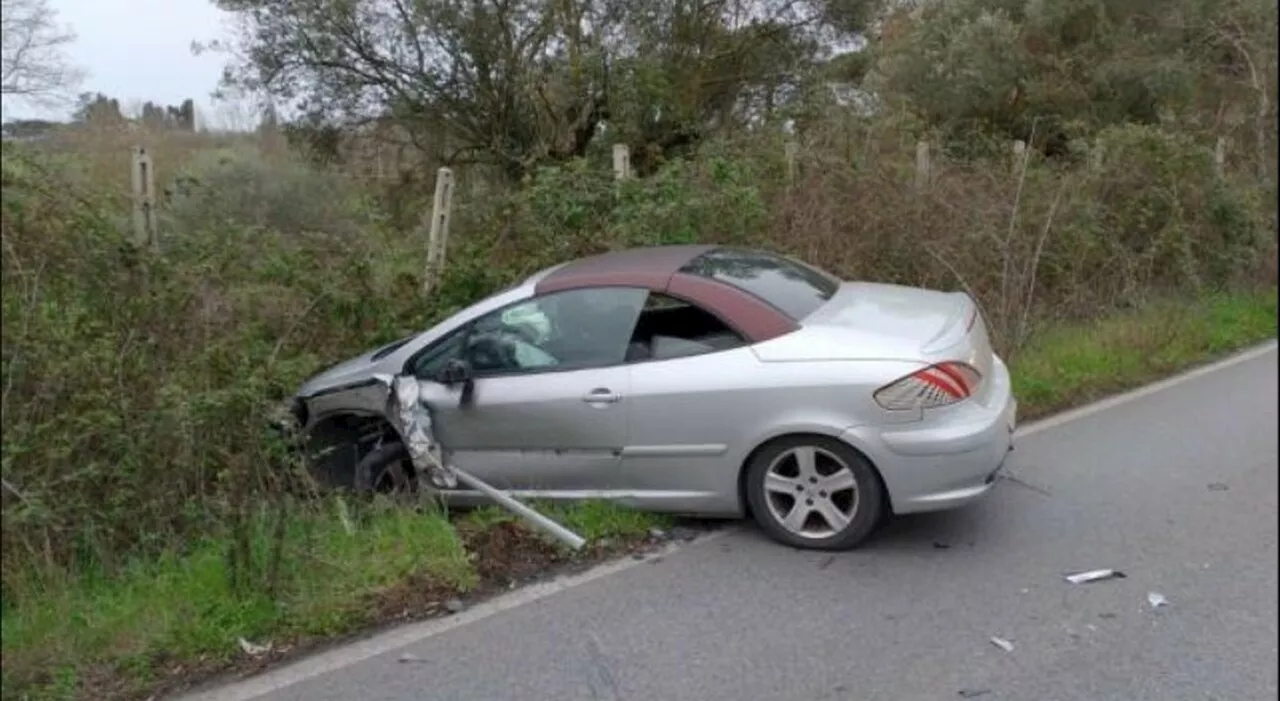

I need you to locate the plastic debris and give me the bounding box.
[958,690,992,698]
[237,637,272,657]
[933,541,952,550]
[989,636,1015,653]
[398,653,430,664]
[445,598,465,614]
[1064,569,1127,584]
[1207,482,1229,492]
[1147,591,1170,608]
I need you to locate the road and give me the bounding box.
[187,343,1279,701]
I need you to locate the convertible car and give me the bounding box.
[288,245,1017,550]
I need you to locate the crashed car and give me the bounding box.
[287,245,1017,550]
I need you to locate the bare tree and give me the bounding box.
[1,0,85,106]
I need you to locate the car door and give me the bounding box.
[416,287,648,491]
[619,292,761,505]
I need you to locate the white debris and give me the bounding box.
[1064,569,1126,584]
[398,653,429,664]
[989,636,1015,653]
[1147,591,1170,608]
[237,637,272,656]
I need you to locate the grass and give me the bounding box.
[1011,288,1277,420]
[1,287,1275,701]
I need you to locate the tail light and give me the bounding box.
[874,362,983,411]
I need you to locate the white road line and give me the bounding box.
[179,339,1277,701]
[1015,340,1277,439]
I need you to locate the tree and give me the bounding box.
[208,0,876,182]
[0,0,84,106]
[869,0,1276,157]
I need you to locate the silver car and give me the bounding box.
[291,246,1017,550]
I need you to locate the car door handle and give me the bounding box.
[582,388,621,404]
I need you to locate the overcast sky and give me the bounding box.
[3,0,235,122]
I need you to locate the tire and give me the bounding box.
[354,441,416,494]
[744,435,885,550]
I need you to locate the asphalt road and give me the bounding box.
[189,344,1279,701]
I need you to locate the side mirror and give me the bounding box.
[434,358,473,386]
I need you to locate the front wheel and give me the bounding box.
[354,441,417,494]
[744,435,885,550]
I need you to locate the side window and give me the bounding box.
[409,328,468,379]
[625,293,746,362]
[465,287,648,376]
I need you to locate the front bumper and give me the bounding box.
[842,356,1017,515]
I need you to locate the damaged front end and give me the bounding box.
[277,374,586,550]
[373,374,457,490]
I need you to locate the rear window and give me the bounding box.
[679,248,840,320]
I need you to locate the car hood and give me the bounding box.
[296,342,404,398]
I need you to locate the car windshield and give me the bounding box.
[679,248,840,320]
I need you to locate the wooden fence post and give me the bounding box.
[1012,139,1027,172]
[131,146,158,251]
[784,141,799,186]
[422,167,455,297]
[612,143,632,181]
[914,140,930,191]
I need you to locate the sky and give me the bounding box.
[3,0,236,123]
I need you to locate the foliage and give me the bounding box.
[205,0,879,181]
[872,0,1278,159]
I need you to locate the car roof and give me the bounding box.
[533,245,798,344]
[534,245,714,294]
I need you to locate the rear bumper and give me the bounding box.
[841,356,1017,515]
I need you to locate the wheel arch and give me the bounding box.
[303,411,404,488]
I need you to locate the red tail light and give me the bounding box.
[874,362,983,411]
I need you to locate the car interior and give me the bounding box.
[625,295,745,362]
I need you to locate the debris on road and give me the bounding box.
[933,541,952,549]
[1064,568,1127,584]
[237,638,272,657]
[989,636,1015,653]
[397,653,430,664]
[1207,482,1229,491]
[958,690,992,698]
[649,527,667,539]
[445,598,465,614]
[1147,591,1170,608]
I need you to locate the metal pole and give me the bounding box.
[451,468,587,550]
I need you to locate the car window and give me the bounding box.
[624,293,746,362]
[466,287,648,376]
[409,327,468,379]
[679,247,839,320]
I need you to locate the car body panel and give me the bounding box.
[418,365,631,490]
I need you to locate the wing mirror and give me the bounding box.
[434,358,473,386]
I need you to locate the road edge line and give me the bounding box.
[1015,339,1278,439]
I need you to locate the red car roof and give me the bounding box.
[534,245,715,294]
[533,245,797,343]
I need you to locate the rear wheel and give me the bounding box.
[744,435,884,550]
